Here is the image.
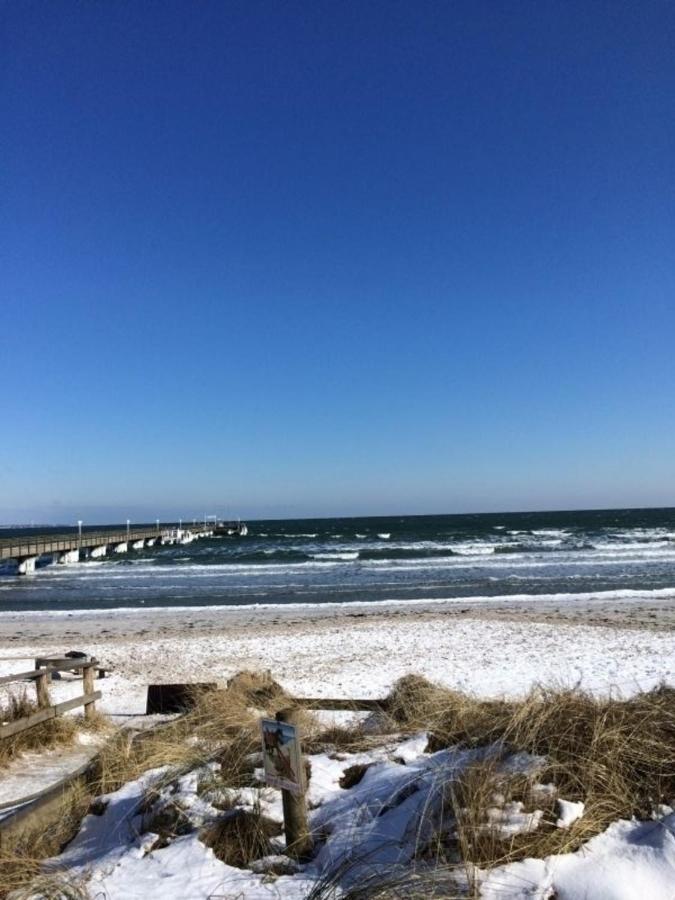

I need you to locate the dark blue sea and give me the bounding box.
[1,508,675,612]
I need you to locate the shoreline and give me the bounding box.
[0,591,674,645]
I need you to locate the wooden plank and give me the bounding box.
[0,692,102,740]
[0,669,44,686]
[0,707,55,740]
[53,692,101,715]
[293,697,387,711]
[36,658,96,670]
[52,660,97,672]
[0,661,96,687]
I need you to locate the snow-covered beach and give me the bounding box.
[1,595,674,719]
[2,569,674,899]
[2,596,674,900]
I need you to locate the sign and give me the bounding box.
[261,718,305,794]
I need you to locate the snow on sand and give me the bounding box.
[2,613,674,717]
[44,733,675,900]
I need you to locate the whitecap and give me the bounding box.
[377,533,391,539]
[311,551,359,561]
[532,529,569,537]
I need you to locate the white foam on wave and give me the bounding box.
[592,541,674,552]
[532,529,569,537]
[452,543,495,556]
[377,533,391,539]
[47,561,344,580]
[7,586,675,617]
[361,548,675,572]
[311,551,359,561]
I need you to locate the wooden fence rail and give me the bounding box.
[293,696,388,711]
[0,661,101,740]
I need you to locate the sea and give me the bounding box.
[1,508,675,613]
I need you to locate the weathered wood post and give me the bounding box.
[275,707,313,860]
[35,671,50,709]
[35,657,52,683]
[83,663,96,721]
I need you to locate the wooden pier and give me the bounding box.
[0,520,247,575]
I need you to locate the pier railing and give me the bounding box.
[0,524,208,561]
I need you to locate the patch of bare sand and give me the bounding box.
[0,594,673,648]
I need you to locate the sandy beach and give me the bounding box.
[1,596,673,718]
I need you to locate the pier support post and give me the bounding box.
[57,549,80,565]
[16,556,38,575]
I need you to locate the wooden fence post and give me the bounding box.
[35,657,52,683]
[83,665,95,721]
[35,672,49,709]
[275,707,313,860]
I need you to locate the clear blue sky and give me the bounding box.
[2,1,674,523]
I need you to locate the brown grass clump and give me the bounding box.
[226,670,289,708]
[212,731,261,788]
[385,675,515,748]
[385,674,449,726]
[385,678,675,876]
[201,808,282,868]
[6,871,90,900]
[303,722,377,755]
[0,782,91,898]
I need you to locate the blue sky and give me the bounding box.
[2,1,674,523]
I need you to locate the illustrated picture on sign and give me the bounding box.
[261,718,305,794]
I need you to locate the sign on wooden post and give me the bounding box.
[260,717,305,794]
[261,709,313,859]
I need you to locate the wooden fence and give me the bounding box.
[0,659,101,741]
[294,696,387,711]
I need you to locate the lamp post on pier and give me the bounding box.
[77,519,82,549]
[126,518,130,540]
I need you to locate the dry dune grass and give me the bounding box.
[92,674,285,800]
[0,689,80,768]
[0,781,91,899]
[385,674,675,876]
[201,808,282,867]
[1,670,674,899]
[0,672,288,898]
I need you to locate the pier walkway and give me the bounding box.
[0,522,244,575]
